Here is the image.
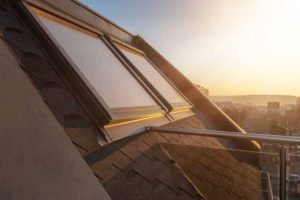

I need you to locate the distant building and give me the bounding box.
[267,101,280,115]
[297,97,300,114]
[195,84,209,96]
[283,104,296,113]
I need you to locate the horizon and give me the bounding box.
[211,94,299,97]
[210,94,299,107]
[82,0,300,96]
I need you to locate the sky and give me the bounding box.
[82,0,300,96]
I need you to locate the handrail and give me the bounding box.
[147,126,300,200]
[148,126,300,144]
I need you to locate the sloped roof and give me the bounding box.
[0,0,104,149]
[0,33,110,200]
[163,144,263,200]
[87,116,210,200]
[85,116,263,200]
[91,142,203,200]
[0,0,264,199]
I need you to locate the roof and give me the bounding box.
[85,116,263,200]
[0,0,265,199]
[0,32,110,200]
[163,144,263,200]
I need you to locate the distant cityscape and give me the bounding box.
[195,84,300,136]
[213,98,300,135]
[208,94,300,196]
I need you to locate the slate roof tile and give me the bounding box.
[131,155,164,182]
[91,141,203,199]
[103,170,153,200]
[4,29,42,57]
[64,127,98,151]
[21,54,62,84]
[120,139,147,160]
[0,10,24,31]
[163,143,264,200]
[218,176,234,192]
[73,143,88,155]
[91,156,123,182]
[110,151,134,170]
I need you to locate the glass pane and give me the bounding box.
[163,142,280,200]
[260,143,280,199]
[288,145,300,200]
[117,45,189,106]
[36,14,159,110]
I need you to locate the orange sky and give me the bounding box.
[83,0,300,96]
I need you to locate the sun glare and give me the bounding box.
[181,0,300,96]
[81,0,300,96]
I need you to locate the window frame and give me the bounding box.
[108,37,193,113]
[17,0,195,140]
[20,2,171,127]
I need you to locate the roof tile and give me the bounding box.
[163,143,264,200]
[97,142,203,199]
[64,127,98,151]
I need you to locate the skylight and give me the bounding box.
[115,43,191,110]
[27,4,194,141]
[35,13,164,118]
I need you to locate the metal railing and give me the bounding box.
[146,126,300,200]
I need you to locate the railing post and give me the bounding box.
[279,146,287,200]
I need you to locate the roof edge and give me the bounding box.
[70,0,135,37]
[21,0,134,42]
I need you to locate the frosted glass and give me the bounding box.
[37,15,158,109]
[119,47,188,105]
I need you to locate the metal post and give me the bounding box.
[279,146,287,200]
